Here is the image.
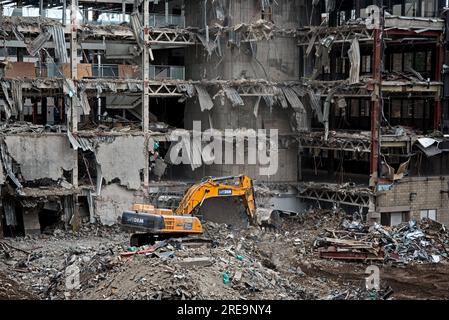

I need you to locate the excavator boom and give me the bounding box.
[175,175,257,224]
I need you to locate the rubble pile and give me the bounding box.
[76,221,318,300]
[315,218,449,264]
[0,224,127,300]
[2,209,449,300]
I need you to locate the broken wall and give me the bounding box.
[4,135,76,181]
[96,135,145,190]
[376,176,449,226]
[94,184,143,226]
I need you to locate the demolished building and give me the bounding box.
[0,0,449,237]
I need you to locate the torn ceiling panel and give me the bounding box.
[223,87,244,107]
[47,25,68,63]
[27,31,52,57]
[348,38,360,84]
[195,85,214,111]
[95,135,145,190]
[4,135,76,181]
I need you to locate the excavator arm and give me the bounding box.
[175,175,257,224]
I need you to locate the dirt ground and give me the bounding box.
[1,211,449,300]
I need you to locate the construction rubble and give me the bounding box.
[315,218,449,264]
[1,210,449,300]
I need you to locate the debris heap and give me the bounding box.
[315,218,449,264]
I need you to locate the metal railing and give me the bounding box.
[29,62,185,80]
[149,65,185,80]
[92,64,120,78]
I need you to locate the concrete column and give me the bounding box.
[142,0,150,188]
[63,0,67,25]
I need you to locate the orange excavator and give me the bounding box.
[121,175,258,246]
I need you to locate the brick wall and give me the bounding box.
[376,176,449,226]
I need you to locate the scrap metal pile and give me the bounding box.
[315,217,449,264]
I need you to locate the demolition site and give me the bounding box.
[1,0,449,300]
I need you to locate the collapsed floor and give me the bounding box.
[1,210,449,300]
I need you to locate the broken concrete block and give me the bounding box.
[233,270,243,282]
[177,257,213,267]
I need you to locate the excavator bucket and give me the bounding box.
[195,197,250,229]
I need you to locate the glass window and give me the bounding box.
[420,209,437,220]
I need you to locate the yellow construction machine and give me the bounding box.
[121,175,259,246]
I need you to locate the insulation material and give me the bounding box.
[323,89,337,141]
[196,33,219,56]
[224,87,244,107]
[27,31,51,57]
[287,86,309,132]
[195,85,214,111]
[1,81,14,119]
[283,87,306,113]
[348,38,361,84]
[277,92,288,109]
[307,90,323,122]
[177,83,195,98]
[254,96,261,118]
[78,84,91,115]
[67,129,81,150]
[130,12,144,50]
[48,25,68,63]
[291,85,307,97]
[127,82,143,92]
[11,80,23,114]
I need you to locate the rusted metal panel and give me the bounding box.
[4,62,36,79]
